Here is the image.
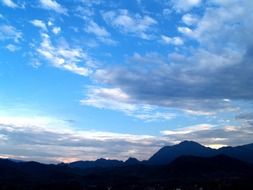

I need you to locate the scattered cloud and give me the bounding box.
[93,49,245,115]
[81,86,175,122]
[36,33,92,76]
[171,0,202,12]
[89,0,253,116]
[161,35,184,45]
[161,123,253,147]
[85,20,110,37]
[178,26,193,36]
[52,26,61,34]
[39,0,67,14]
[182,13,199,26]
[1,0,253,162]
[30,19,47,31]
[102,9,157,39]
[5,43,20,52]
[84,20,116,45]
[0,24,22,43]
[1,0,18,8]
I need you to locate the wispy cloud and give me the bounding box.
[161,124,215,135]
[81,86,175,122]
[102,9,157,39]
[181,13,199,26]
[161,35,184,46]
[5,43,20,52]
[30,19,47,31]
[1,0,18,8]
[0,24,22,43]
[85,20,110,37]
[39,0,67,14]
[171,0,202,12]
[161,123,253,148]
[36,33,93,76]
[84,20,117,45]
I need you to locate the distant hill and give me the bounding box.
[0,153,253,190]
[148,140,253,165]
[1,141,253,189]
[68,158,124,169]
[62,141,253,169]
[218,143,253,164]
[67,157,141,169]
[148,140,215,165]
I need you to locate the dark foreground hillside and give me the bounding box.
[0,155,253,190]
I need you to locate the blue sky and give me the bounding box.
[0,0,253,163]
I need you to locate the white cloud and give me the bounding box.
[161,124,215,135]
[178,26,194,36]
[47,20,53,26]
[39,0,67,14]
[161,123,253,148]
[5,43,19,52]
[0,24,22,43]
[52,26,61,34]
[81,86,175,122]
[171,0,202,11]
[182,13,199,26]
[161,35,184,46]
[102,9,157,39]
[1,0,18,8]
[85,20,110,37]
[84,20,116,45]
[178,0,253,49]
[30,19,47,31]
[36,33,92,76]
[81,87,137,113]
[0,115,162,162]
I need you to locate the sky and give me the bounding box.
[0,0,253,163]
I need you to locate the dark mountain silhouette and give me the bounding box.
[68,158,124,169]
[63,141,253,169]
[148,140,215,165]
[218,143,253,164]
[68,157,141,169]
[124,157,140,165]
[1,141,253,189]
[1,154,253,190]
[148,140,253,165]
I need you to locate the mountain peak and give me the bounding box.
[125,157,140,165]
[148,141,214,165]
[177,140,203,147]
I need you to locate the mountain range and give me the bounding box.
[66,140,253,169]
[148,140,253,165]
[1,141,253,190]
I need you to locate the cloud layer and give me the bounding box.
[0,0,253,162]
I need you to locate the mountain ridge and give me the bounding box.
[63,140,253,169]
